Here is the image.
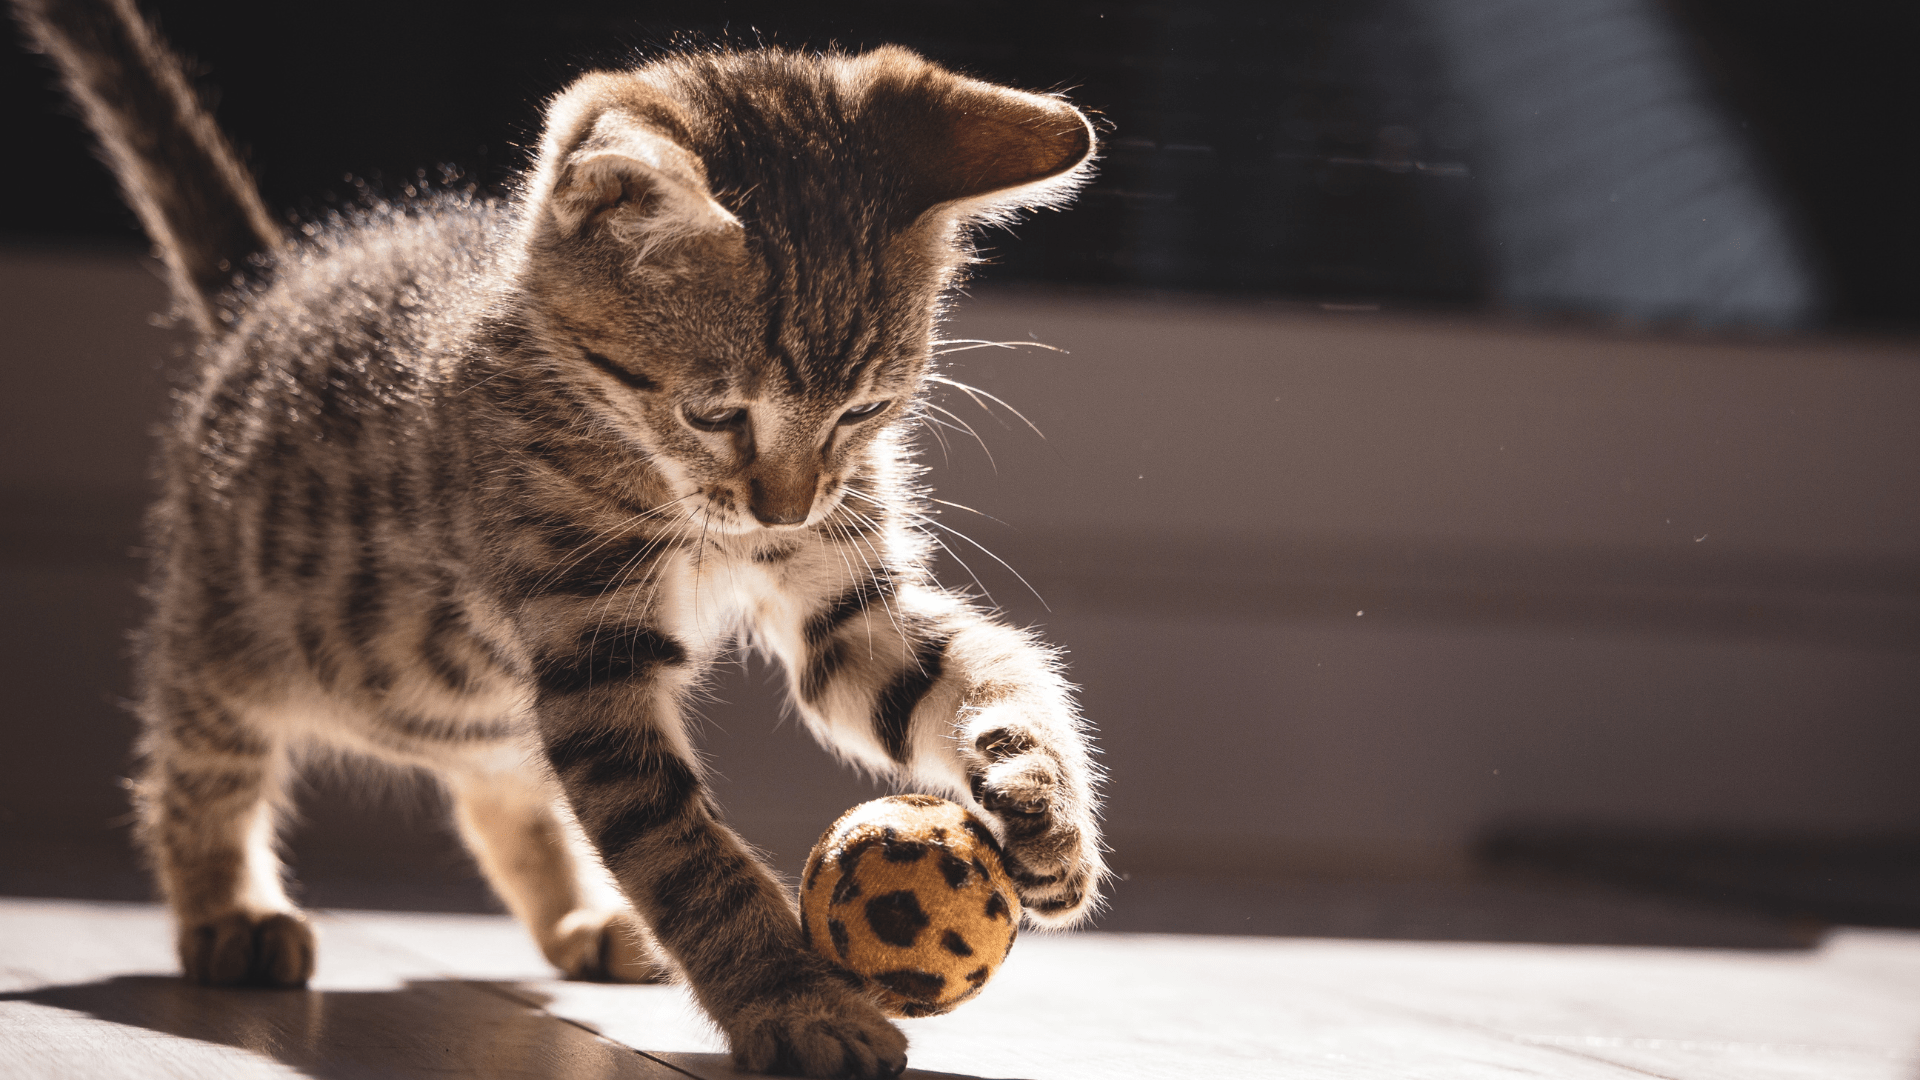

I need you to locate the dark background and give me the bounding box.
[5,0,1918,325]
[3,0,1917,945]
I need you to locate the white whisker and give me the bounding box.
[928,374,1047,441]
[929,338,1066,357]
[911,410,956,465]
[919,402,996,473]
[845,486,1046,611]
[838,510,908,644]
[926,496,1007,525]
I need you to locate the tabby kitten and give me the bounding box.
[20,1,1105,1076]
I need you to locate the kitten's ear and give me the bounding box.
[925,85,1095,209]
[532,92,739,253]
[859,48,1096,216]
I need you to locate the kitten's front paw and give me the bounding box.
[967,729,1103,926]
[178,910,315,988]
[725,967,907,1079]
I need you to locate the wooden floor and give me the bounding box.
[2,899,1917,1079]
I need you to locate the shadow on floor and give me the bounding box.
[2,975,647,1079]
[1,975,1020,1080]
[650,1052,1030,1080]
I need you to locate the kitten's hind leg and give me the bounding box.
[445,769,671,983]
[134,689,314,988]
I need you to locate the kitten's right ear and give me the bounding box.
[528,80,739,255]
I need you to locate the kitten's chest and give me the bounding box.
[662,539,837,648]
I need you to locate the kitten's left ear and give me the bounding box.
[529,79,740,254]
[924,84,1095,212]
[857,47,1097,218]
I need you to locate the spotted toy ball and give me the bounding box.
[800,795,1020,1018]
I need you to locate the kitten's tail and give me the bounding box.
[16,0,283,335]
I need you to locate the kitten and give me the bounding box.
[19,1,1106,1076]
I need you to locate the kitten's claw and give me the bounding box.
[179,910,315,988]
[726,967,908,1078]
[967,730,1102,926]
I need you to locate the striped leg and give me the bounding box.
[134,685,314,988]
[445,768,669,982]
[776,573,1106,926]
[529,625,907,1079]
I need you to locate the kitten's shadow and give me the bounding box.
[654,1051,1030,1080]
[2,975,1027,1080]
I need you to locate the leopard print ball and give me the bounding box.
[800,795,1019,1018]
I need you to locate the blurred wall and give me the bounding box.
[924,291,1920,877]
[2,249,1915,889]
[1,250,171,854]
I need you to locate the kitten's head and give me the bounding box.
[498,47,1093,533]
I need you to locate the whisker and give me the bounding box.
[693,503,714,634]
[910,410,955,466]
[919,402,996,473]
[918,517,1041,608]
[823,516,886,659]
[929,338,1066,357]
[928,374,1047,441]
[892,500,1048,611]
[844,490,1052,614]
[833,507,908,644]
[576,499,693,658]
[838,491,1002,612]
[926,496,1008,526]
[916,415,981,466]
[895,516,1000,612]
[526,493,698,597]
[602,520,687,638]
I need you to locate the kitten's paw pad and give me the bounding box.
[179,910,315,988]
[550,909,672,983]
[728,985,907,1078]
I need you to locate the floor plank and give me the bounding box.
[335,906,1920,1080]
[4,899,1917,1080]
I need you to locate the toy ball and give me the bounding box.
[801,795,1019,1017]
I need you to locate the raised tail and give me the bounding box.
[16,0,283,335]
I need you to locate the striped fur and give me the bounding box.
[28,6,1103,1076]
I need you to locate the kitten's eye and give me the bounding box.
[684,404,748,432]
[838,400,889,424]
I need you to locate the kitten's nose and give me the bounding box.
[748,475,815,526]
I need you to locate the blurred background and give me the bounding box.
[3,0,1915,947]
